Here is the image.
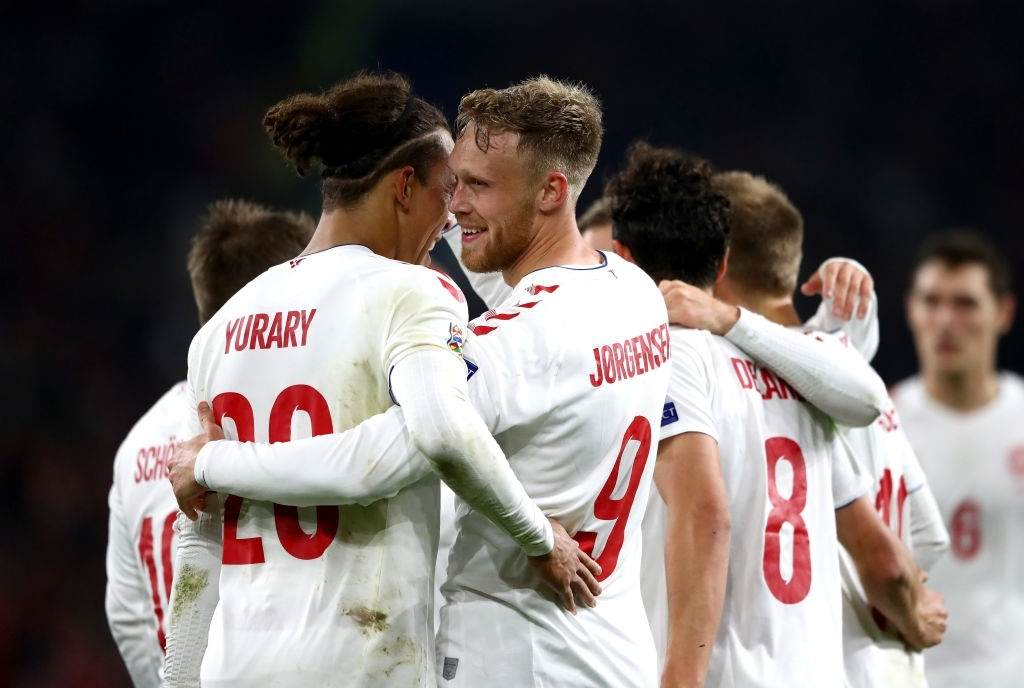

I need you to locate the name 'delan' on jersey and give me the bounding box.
[224,309,317,354]
[589,322,671,387]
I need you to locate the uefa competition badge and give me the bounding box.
[447,323,466,358]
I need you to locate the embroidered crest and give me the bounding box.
[447,323,466,357]
[442,657,459,680]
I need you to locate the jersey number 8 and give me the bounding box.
[762,436,812,604]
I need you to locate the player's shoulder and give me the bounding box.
[889,375,924,409]
[1000,371,1024,401]
[112,381,188,474]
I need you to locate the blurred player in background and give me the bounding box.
[618,145,946,687]
[892,230,1023,688]
[162,72,598,688]
[175,76,672,687]
[708,171,950,687]
[578,196,613,251]
[104,200,313,687]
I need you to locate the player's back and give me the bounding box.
[437,252,671,688]
[188,245,458,687]
[838,400,930,687]
[706,334,862,688]
[892,373,1024,688]
[106,381,188,687]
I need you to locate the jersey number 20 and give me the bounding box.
[213,386,340,565]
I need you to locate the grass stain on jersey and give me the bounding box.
[344,606,389,635]
[171,564,209,618]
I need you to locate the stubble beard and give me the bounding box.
[461,198,536,274]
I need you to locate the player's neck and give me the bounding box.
[923,366,1000,412]
[729,289,801,327]
[501,214,602,287]
[302,205,398,260]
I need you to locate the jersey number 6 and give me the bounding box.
[213,386,340,565]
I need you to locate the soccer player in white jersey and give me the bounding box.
[892,230,1023,688]
[607,143,947,687]
[161,73,598,688]
[704,171,950,688]
[104,201,313,687]
[171,76,672,687]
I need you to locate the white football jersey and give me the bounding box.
[186,244,468,687]
[105,382,188,687]
[892,373,1024,688]
[838,400,931,688]
[436,251,671,688]
[642,327,867,688]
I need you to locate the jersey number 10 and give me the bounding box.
[213,386,340,565]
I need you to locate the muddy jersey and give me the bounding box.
[186,244,468,687]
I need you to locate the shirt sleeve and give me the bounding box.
[105,473,163,688]
[907,484,950,572]
[724,308,888,427]
[381,267,471,377]
[802,257,880,362]
[195,406,433,507]
[162,502,223,688]
[831,428,870,509]
[660,331,718,443]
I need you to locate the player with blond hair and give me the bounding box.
[171,76,671,687]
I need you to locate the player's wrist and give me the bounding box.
[712,302,741,336]
[193,441,217,490]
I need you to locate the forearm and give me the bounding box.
[725,308,887,426]
[908,485,950,572]
[162,505,223,688]
[195,406,432,507]
[391,349,553,556]
[662,504,729,686]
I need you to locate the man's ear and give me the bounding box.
[393,166,416,212]
[537,171,571,213]
[612,239,635,263]
[715,247,730,285]
[998,294,1017,335]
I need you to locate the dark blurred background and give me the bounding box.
[4,1,1022,684]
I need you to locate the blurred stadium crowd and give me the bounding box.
[4,2,1021,684]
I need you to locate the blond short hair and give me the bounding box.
[457,76,603,200]
[713,171,804,297]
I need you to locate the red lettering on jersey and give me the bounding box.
[588,322,670,387]
[589,348,604,387]
[877,407,900,433]
[731,358,754,389]
[299,308,316,345]
[761,368,783,400]
[225,318,241,354]
[437,276,466,303]
[249,313,270,349]
[612,343,627,380]
[265,312,284,348]
[134,437,178,484]
[235,315,254,351]
[284,311,301,346]
[223,309,316,354]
